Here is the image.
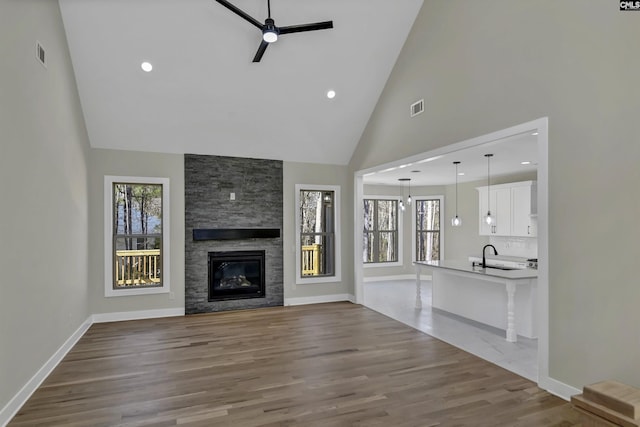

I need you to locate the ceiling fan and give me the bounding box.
[214,0,334,62]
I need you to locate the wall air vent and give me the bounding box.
[36,41,47,68]
[410,99,424,117]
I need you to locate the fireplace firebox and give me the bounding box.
[208,250,265,301]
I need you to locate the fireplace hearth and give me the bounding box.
[208,250,265,301]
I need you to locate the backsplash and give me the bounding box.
[489,236,538,259]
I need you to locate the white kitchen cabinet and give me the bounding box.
[511,182,537,237]
[477,181,536,237]
[478,187,511,236]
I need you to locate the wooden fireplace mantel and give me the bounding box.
[192,228,281,241]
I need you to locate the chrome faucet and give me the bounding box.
[482,244,498,268]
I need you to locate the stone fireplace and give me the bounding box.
[184,154,284,314]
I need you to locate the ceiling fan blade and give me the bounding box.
[215,0,263,30]
[279,21,333,35]
[252,40,269,62]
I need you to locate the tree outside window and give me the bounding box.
[295,184,341,284]
[363,199,399,263]
[112,183,163,289]
[104,176,170,297]
[415,198,441,262]
[299,189,335,277]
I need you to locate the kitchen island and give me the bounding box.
[415,260,538,342]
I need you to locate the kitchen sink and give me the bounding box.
[485,265,520,271]
[471,261,521,271]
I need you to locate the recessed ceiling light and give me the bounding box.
[458,172,465,176]
[531,132,539,136]
[141,62,153,72]
[521,161,531,165]
[326,90,336,99]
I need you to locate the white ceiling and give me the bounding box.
[363,131,539,187]
[59,0,423,165]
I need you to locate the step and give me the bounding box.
[572,381,640,427]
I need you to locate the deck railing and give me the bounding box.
[115,249,161,287]
[302,244,322,276]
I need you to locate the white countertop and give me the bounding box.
[415,260,538,280]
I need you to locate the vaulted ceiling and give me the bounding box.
[59,0,424,165]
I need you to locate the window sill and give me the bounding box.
[364,261,402,268]
[296,274,342,285]
[105,286,169,298]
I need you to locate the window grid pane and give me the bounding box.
[378,231,397,262]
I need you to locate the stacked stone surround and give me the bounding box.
[184,154,283,314]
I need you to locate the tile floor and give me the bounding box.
[363,278,538,382]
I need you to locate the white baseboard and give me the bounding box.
[284,293,356,306]
[0,315,93,427]
[92,307,185,323]
[364,274,430,282]
[538,375,582,401]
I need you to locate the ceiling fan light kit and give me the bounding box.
[262,18,278,42]
[215,0,334,62]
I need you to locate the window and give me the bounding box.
[363,198,400,264]
[104,176,170,297]
[413,197,443,262]
[295,184,341,284]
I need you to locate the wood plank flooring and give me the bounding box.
[9,303,581,426]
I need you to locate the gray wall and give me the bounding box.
[283,162,353,300]
[0,0,91,412]
[350,0,640,389]
[88,148,185,315]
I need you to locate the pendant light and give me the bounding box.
[398,178,411,210]
[484,154,494,225]
[451,161,462,227]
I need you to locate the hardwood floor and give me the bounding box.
[9,303,580,426]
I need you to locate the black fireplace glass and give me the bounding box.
[208,250,265,301]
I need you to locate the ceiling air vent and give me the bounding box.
[36,41,47,68]
[410,99,424,117]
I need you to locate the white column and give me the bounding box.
[505,281,517,342]
[415,265,422,309]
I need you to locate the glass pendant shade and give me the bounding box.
[452,215,462,227]
[484,212,493,225]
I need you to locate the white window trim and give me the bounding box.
[104,176,171,297]
[363,195,403,268]
[295,184,342,285]
[411,195,445,263]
